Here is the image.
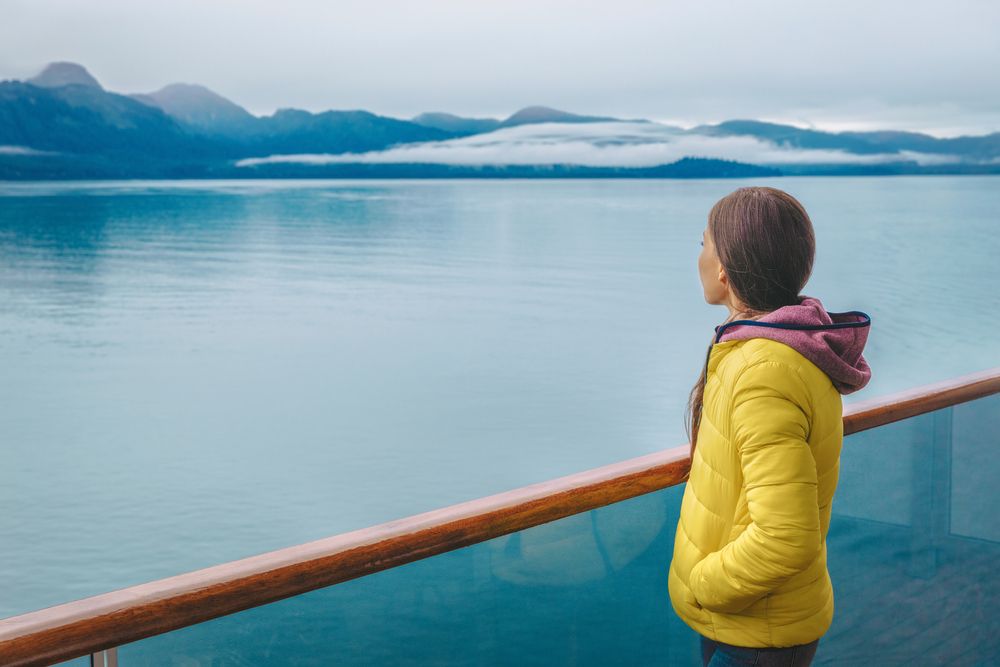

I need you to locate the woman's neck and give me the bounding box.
[726,304,767,322]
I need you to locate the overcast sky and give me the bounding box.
[2,0,998,137]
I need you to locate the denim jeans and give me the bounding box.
[700,634,820,666]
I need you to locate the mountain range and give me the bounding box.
[1,62,998,180]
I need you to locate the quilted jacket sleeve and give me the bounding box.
[687,360,822,614]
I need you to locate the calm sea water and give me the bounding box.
[1,176,998,619]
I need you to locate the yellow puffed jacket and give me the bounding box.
[668,295,871,648]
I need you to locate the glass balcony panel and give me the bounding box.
[118,485,696,665]
[108,393,999,665]
[827,394,999,664]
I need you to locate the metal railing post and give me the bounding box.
[90,647,118,667]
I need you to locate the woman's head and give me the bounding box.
[685,187,816,467]
[698,187,815,317]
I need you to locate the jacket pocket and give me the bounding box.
[683,580,704,611]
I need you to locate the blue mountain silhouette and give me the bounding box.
[1,63,997,179]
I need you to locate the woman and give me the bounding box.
[667,187,872,666]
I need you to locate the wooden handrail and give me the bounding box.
[841,367,1000,434]
[2,366,998,667]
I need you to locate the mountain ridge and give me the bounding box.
[27,62,103,90]
[3,61,999,180]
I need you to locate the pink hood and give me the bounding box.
[713,295,872,395]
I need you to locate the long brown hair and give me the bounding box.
[683,187,816,470]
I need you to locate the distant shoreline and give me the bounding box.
[3,157,1000,182]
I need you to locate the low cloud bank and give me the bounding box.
[235,121,961,168]
[0,145,56,156]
